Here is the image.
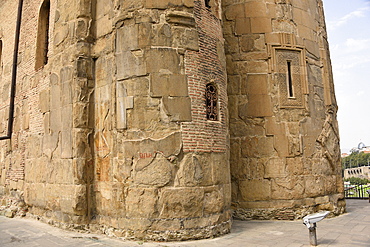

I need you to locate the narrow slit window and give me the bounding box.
[287,61,294,98]
[35,0,50,70]
[205,83,218,121]
[0,40,2,67]
[205,0,211,8]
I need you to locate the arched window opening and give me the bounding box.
[35,0,50,70]
[205,83,218,121]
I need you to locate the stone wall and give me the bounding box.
[91,0,231,240]
[0,0,95,225]
[1,0,232,241]
[0,0,344,242]
[222,0,345,220]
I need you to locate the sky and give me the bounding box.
[323,0,370,153]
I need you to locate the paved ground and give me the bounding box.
[1,199,369,247]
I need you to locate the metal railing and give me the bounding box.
[344,184,370,199]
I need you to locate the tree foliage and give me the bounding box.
[342,152,370,169]
[344,177,370,185]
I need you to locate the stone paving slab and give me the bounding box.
[1,200,369,247]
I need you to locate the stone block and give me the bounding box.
[245,1,269,17]
[162,96,192,121]
[146,48,181,74]
[126,188,158,218]
[73,158,88,184]
[73,102,89,128]
[117,218,151,231]
[24,183,46,208]
[76,57,94,79]
[61,130,73,159]
[166,11,196,27]
[250,17,272,33]
[50,84,61,111]
[212,154,231,185]
[116,25,139,52]
[134,155,173,187]
[112,158,132,183]
[227,75,241,95]
[235,18,251,35]
[304,176,325,197]
[159,188,203,218]
[39,89,50,113]
[72,128,92,159]
[138,23,152,48]
[239,179,271,201]
[273,134,289,157]
[150,24,172,47]
[242,73,268,95]
[286,157,304,175]
[61,81,72,106]
[271,177,304,200]
[265,117,285,136]
[183,216,213,229]
[150,73,188,97]
[172,27,199,51]
[224,4,246,20]
[175,154,213,187]
[122,76,150,97]
[240,34,266,52]
[265,32,280,44]
[116,82,134,130]
[264,158,286,178]
[204,189,224,215]
[116,50,147,80]
[151,219,181,231]
[43,132,60,159]
[304,39,320,58]
[239,94,273,117]
[241,136,274,158]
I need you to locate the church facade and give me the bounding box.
[0,0,345,241]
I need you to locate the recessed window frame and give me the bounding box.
[35,0,50,70]
[270,45,308,109]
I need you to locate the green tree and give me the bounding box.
[344,177,370,185]
[342,152,370,169]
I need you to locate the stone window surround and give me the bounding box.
[35,0,50,70]
[268,44,309,109]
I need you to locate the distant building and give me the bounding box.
[349,142,370,154]
[344,166,370,180]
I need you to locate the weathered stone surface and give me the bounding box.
[0,0,343,242]
[116,50,147,80]
[150,73,188,97]
[146,48,181,74]
[239,179,271,201]
[175,154,213,187]
[162,96,192,121]
[39,89,50,113]
[134,155,173,187]
[125,188,157,218]
[159,188,204,218]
